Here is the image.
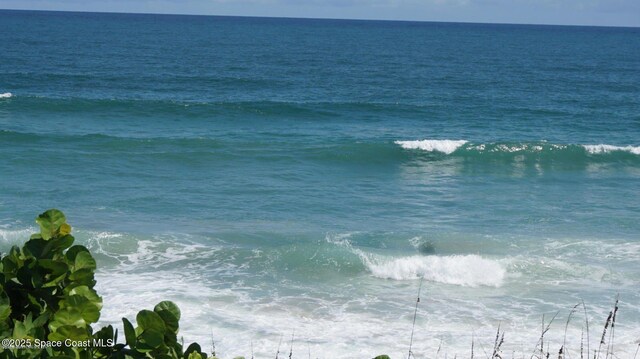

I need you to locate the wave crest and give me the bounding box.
[361,252,505,287]
[394,139,467,154]
[396,139,640,157]
[582,144,640,155]
[0,92,12,99]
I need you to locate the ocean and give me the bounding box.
[1,9,639,358]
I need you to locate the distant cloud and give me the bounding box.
[0,0,638,26]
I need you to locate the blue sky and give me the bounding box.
[0,0,638,27]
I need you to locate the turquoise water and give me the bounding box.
[1,10,639,358]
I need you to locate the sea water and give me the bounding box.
[1,10,639,358]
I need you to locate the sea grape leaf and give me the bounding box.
[183,343,202,359]
[68,268,95,285]
[36,209,66,240]
[49,308,86,332]
[62,295,101,323]
[65,245,91,263]
[122,317,136,347]
[24,238,48,258]
[45,234,75,255]
[0,304,10,321]
[188,352,206,359]
[49,325,90,342]
[154,301,180,333]
[74,251,96,272]
[33,313,50,328]
[136,310,165,332]
[137,329,164,350]
[67,285,102,306]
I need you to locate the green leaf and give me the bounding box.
[137,329,164,350]
[39,259,70,287]
[45,234,75,255]
[65,245,91,262]
[33,313,50,328]
[12,319,29,338]
[136,310,165,332]
[49,325,90,342]
[95,324,114,338]
[67,285,102,305]
[188,353,206,359]
[74,251,96,272]
[24,238,48,258]
[122,317,136,347]
[68,268,95,285]
[36,209,67,240]
[62,295,101,323]
[0,304,11,321]
[49,308,86,332]
[154,301,180,333]
[184,343,202,359]
[1,247,22,275]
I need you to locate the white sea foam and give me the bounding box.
[0,92,12,99]
[583,144,640,155]
[326,232,505,286]
[0,227,35,243]
[395,139,468,154]
[361,253,505,287]
[87,231,640,358]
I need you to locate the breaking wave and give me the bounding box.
[396,139,640,158]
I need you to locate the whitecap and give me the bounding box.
[395,139,468,154]
[360,253,505,287]
[583,144,640,155]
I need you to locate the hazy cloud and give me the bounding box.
[0,0,638,26]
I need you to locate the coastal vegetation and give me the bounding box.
[0,209,211,359]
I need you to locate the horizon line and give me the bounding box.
[1,7,638,29]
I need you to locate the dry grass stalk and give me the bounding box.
[531,312,558,359]
[561,303,581,359]
[407,276,424,359]
[605,296,619,359]
[581,326,585,359]
[210,330,216,357]
[596,296,618,359]
[491,326,504,359]
[289,331,295,359]
[471,334,475,359]
[582,300,590,359]
[276,334,283,359]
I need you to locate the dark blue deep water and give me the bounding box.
[1,10,639,358]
